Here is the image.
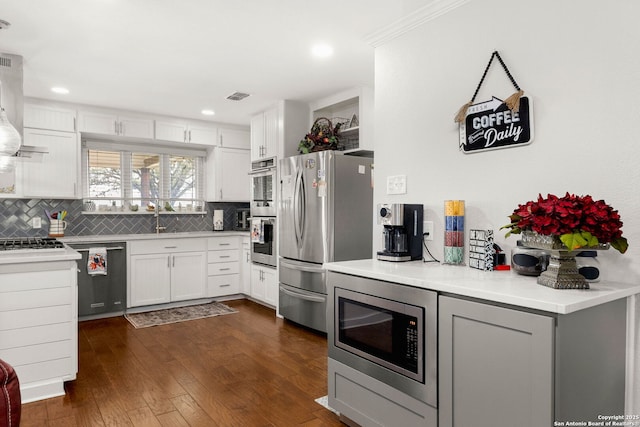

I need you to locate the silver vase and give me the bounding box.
[521,231,608,290]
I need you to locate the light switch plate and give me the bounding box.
[386,175,407,195]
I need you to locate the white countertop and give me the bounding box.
[324,259,640,314]
[0,246,81,265]
[61,230,249,244]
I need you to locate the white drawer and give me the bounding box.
[129,238,207,255]
[0,323,72,350]
[207,236,239,250]
[0,287,71,312]
[208,249,239,263]
[0,306,72,331]
[208,262,239,276]
[207,274,240,297]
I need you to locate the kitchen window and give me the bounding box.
[82,141,205,210]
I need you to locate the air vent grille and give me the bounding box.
[0,56,11,68]
[226,92,251,101]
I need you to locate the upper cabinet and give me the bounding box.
[219,128,250,149]
[155,119,217,146]
[309,86,374,155]
[206,146,250,202]
[24,102,76,133]
[250,100,309,161]
[21,128,80,199]
[78,110,154,139]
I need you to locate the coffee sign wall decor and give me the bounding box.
[459,95,533,152]
[454,51,534,153]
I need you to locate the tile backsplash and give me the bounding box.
[0,199,249,237]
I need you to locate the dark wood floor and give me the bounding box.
[20,299,343,426]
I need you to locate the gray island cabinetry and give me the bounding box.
[439,295,625,427]
[324,260,638,427]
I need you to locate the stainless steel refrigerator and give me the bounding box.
[278,151,373,332]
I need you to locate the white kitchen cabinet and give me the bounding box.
[241,238,250,294]
[24,102,76,132]
[78,110,153,139]
[250,100,309,161]
[0,260,78,403]
[129,253,172,306]
[21,128,79,199]
[250,264,277,307]
[310,86,374,155]
[205,147,250,202]
[155,119,217,145]
[219,128,250,149]
[207,236,241,297]
[128,238,207,308]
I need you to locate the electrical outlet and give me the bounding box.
[423,221,434,241]
[31,217,42,229]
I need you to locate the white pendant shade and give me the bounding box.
[0,154,15,173]
[0,108,21,156]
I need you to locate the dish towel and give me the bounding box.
[88,247,107,276]
[251,218,264,243]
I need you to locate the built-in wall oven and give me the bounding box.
[250,157,276,217]
[249,157,277,267]
[328,271,438,407]
[250,216,277,267]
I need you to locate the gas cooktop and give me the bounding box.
[0,237,65,251]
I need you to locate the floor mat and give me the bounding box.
[125,302,237,328]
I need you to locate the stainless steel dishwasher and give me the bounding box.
[68,242,127,319]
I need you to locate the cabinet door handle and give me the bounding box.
[183,130,187,142]
[172,255,175,267]
[188,130,192,142]
[220,283,231,287]
[164,246,178,249]
[220,135,223,146]
[219,243,231,246]
[220,255,230,258]
[73,117,77,132]
[167,255,171,268]
[219,268,231,271]
[114,121,118,134]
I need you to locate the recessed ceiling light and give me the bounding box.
[311,43,334,58]
[201,109,215,116]
[51,87,69,94]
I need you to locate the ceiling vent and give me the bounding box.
[226,92,251,101]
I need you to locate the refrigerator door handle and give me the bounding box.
[280,285,325,303]
[293,168,304,248]
[280,258,325,274]
[299,169,306,246]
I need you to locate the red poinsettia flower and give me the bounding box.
[502,193,628,254]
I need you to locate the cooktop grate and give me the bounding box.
[0,237,65,251]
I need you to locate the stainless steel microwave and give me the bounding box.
[328,271,438,407]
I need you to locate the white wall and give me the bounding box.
[373,0,640,413]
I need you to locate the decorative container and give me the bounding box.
[521,231,608,289]
[443,200,465,265]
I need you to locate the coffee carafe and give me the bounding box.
[377,203,423,262]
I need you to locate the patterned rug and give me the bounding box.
[125,302,237,328]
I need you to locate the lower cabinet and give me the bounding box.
[0,260,78,403]
[241,238,250,294]
[250,264,277,307]
[207,236,240,297]
[438,295,627,427]
[128,238,207,307]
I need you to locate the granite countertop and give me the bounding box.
[324,259,640,315]
[60,230,249,244]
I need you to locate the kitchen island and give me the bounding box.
[0,246,81,403]
[325,259,640,427]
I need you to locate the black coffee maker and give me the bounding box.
[376,203,424,262]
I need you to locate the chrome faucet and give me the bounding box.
[155,199,166,234]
